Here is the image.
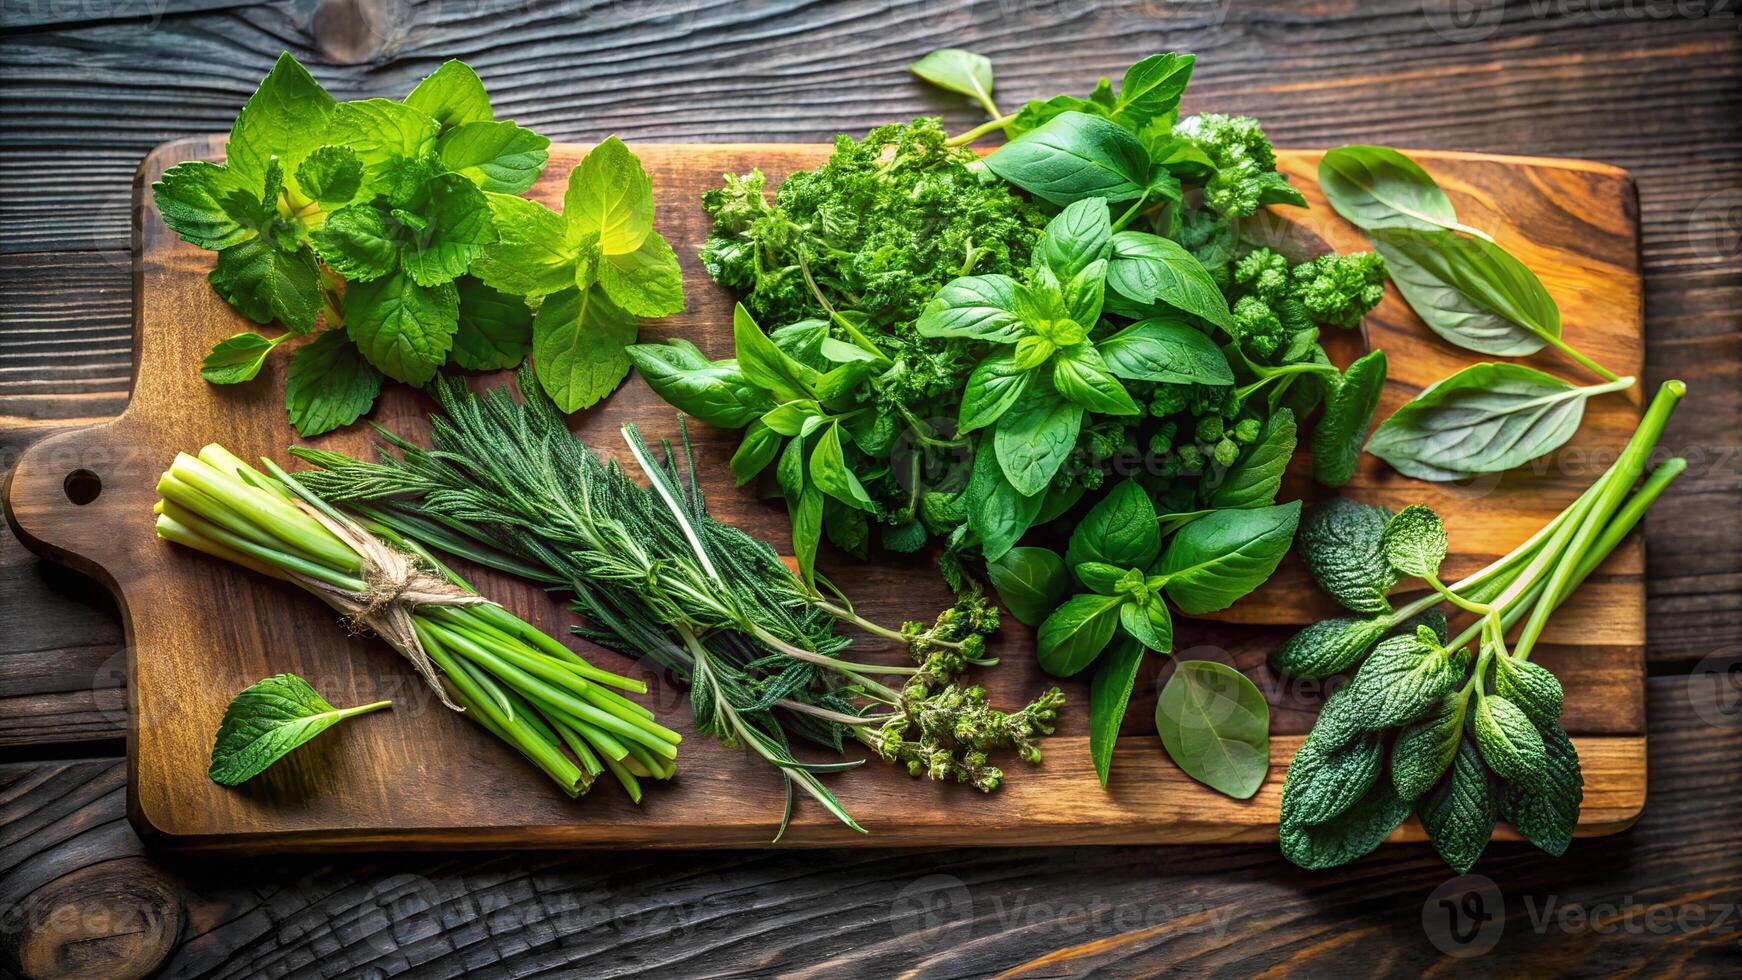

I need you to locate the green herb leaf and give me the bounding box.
[1318,145,1467,236]
[1391,693,1469,801]
[809,423,874,511]
[1118,600,1172,653]
[344,270,458,384]
[1052,344,1140,415]
[450,277,533,370]
[1036,198,1113,280]
[437,120,551,194]
[1036,592,1123,677]
[1156,660,1269,799]
[531,285,637,412]
[1382,504,1449,579]
[993,380,1083,496]
[1094,316,1233,385]
[566,136,654,256]
[1310,348,1387,487]
[284,331,384,437]
[396,173,497,287]
[734,303,817,403]
[153,161,263,251]
[1113,52,1194,124]
[1280,778,1412,870]
[1088,637,1145,786]
[1417,738,1497,874]
[964,437,1044,561]
[404,59,493,131]
[1269,615,1390,680]
[985,110,1151,206]
[295,145,365,205]
[626,340,774,428]
[1371,227,1559,357]
[1494,656,1565,726]
[226,53,336,193]
[986,546,1070,627]
[1066,478,1161,570]
[958,350,1032,433]
[1105,231,1234,330]
[1206,409,1296,511]
[1472,693,1549,787]
[1366,363,1629,480]
[209,673,390,785]
[1157,501,1300,615]
[908,48,995,104]
[470,193,577,297]
[728,420,782,487]
[328,98,440,194]
[199,331,282,385]
[597,231,685,317]
[209,238,322,333]
[1280,730,1383,826]
[311,204,401,282]
[1338,628,1466,732]
[1294,498,1396,615]
[917,274,1026,342]
[1500,721,1583,856]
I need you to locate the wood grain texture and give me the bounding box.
[1,135,1647,849]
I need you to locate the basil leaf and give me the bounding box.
[809,424,874,512]
[1206,409,1295,510]
[1036,197,1113,280]
[1089,637,1146,786]
[1105,231,1234,330]
[1318,145,1466,235]
[1500,721,1583,857]
[1112,52,1194,125]
[985,110,1150,206]
[1066,478,1161,571]
[964,437,1044,561]
[1417,738,1497,875]
[986,546,1070,627]
[1310,348,1387,488]
[1157,501,1300,615]
[1294,497,1396,615]
[733,303,816,402]
[1156,660,1269,799]
[284,331,383,437]
[1073,561,1127,596]
[958,350,1032,433]
[1366,362,1629,479]
[1382,504,1448,579]
[1372,227,1559,357]
[530,285,636,412]
[1052,345,1140,415]
[728,421,782,487]
[1118,600,1172,653]
[200,331,282,385]
[789,483,824,589]
[908,48,994,103]
[993,380,1083,497]
[917,274,1026,342]
[627,343,773,429]
[1036,592,1123,677]
[208,673,390,785]
[404,59,493,131]
[1095,316,1233,385]
[343,270,458,384]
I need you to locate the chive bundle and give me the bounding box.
[153,444,680,801]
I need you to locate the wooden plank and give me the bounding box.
[0,135,1649,849]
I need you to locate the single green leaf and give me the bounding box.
[284,331,383,437]
[153,161,262,251]
[1279,777,1412,870]
[994,380,1083,497]
[985,110,1151,206]
[809,424,874,511]
[1066,479,1161,571]
[908,48,994,103]
[1012,334,1057,371]
[1074,561,1127,595]
[1472,694,1549,787]
[396,173,497,287]
[789,483,824,589]
[450,277,532,370]
[1113,52,1194,124]
[1371,227,1559,357]
[1366,362,1627,480]
[1061,259,1108,326]
[1392,693,1469,801]
[1500,721,1583,856]
[1036,197,1113,280]
[1318,145,1467,236]
[958,350,1032,433]
[760,399,823,437]
[344,270,458,384]
[208,673,390,785]
[626,341,773,428]
[1094,316,1233,385]
[986,546,1070,627]
[1206,409,1296,511]
[1157,502,1301,615]
[209,238,322,333]
[597,231,685,317]
[964,437,1044,561]
[404,59,493,130]
[1105,231,1234,330]
[565,136,653,256]
[327,98,440,192]
[1417,738,1497,874]
[1311,348,1387,488]
[310,204,400,282]
[1382,504,1449,579]
[470,193,577,297]
[1280,730,1384,826]
[1294,497,1396,615]
[1036,592,1124,677]
[729,420,782,487]
[200,331,282,385]
[1053,345,1140,415]
[1338,628,1466,732]
[734,303,817,403]
[295,145,364,205]
[531,285,637,411]
[1494,656,1565,726]
[1269,615,1390,680]
[437,120,551,194]
[917,274,1026,342]
[1156,660,1269,799]
[1089,637,1145,786]
[1118,600,1172,653]
[226,52,336,193]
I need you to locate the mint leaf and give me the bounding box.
[200,331,283,384]
[208,673,390,785]
[451,277,532,370]
[531,285,637,411]
[597,231,684,317]
[397,173,497,287]
[343,270,458,384]
[1501,721,1582,856]
[295,145,364,205]
[310,204,399,281]
[1382,504,1449,579]
[227,52,336,193]
[328,98,439,192]
[437,120,551,194]
[471,193,576,297]
[285,331,383,437]
[404,59,493,131]
[209,238,322,332]
[153,161,263,251]
[1417,738,1497,874]
[564,135,653,255]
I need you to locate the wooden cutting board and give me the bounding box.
[3,136,1646,851]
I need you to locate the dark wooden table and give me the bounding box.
[3,1,1739,976]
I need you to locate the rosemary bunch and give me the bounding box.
[291,365,1062,836]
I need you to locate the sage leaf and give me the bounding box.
[1417,738,1498,875]
[1157,501,1300,615]
[985,111,1150,206]
[1280,730,1383,827]
[1382,504,1448,579]
[1065,478,1160,570]
[1280,778,1412,870]
[1036,592,1124,677]
[1294,497,1395,615]
[1366,363,1632,480]
[1472,694,1549,787]
[209,673,390,785]
[1391,693,1468,801]
[1089,637,1146,786]
[1155,660,1269,799]
[986,546,1070,627]
[1500,721,1583,857]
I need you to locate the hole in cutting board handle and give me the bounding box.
[64,469,101,505]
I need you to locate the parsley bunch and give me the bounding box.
[153,53,683,434]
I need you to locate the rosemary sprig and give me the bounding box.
[292,365,1062,837]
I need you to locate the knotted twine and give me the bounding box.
[289,499,488,711]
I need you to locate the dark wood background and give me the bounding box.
[1,0,1738,976]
